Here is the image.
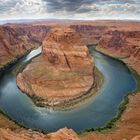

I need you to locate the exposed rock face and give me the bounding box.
[0,127,80,140]
[7,24,50,43]
[17,27,94,109]
[97,30,140,73]
[0,128,47,140]
[0,26,33,69]
[70,20,140,45]
[48,127,80,140]
[132,135,140,140]
[0,25,50,71]
[70,25,108,45]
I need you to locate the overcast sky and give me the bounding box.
[0,0,140,20]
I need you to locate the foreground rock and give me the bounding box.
[0,127,80,140]
[17,27,94,109]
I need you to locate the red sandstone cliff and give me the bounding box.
[0,25,50,70]
[17,27,94,109]
[97,30,140,73]
[0,127,80,140]
[0,26,33,69]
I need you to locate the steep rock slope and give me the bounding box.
[0,127,80,140]
[97,30,140,73]
[17,27,94,109]
[0,26,34,69]
[0,25,50,70]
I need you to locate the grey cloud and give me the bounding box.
[45,0,95,13]
[44,0,137,13]
[0,0,140,20]
[0,0,19,13]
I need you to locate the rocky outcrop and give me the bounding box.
[17,27,94,109]
[70,20,140,45]
[0,128,47,140]
[0,24,50,72]
[0,127,80,140]
[0,26,33,69]
[7,24,50,43]
[97,30,140,73]
[48,127,80,140]
[70,25,108,45]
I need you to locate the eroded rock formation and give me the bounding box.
[0,26,34,70]
[97,30,140,73]
[0,127,80,140]
[0,24,50,73]
[17,27,94,109]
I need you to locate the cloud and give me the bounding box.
[45,0,95,12]
[0,0,48,19]
[0,0,140,20]
[43,0,140,20]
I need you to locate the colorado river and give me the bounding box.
[0,46,137,132]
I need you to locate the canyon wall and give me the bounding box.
[97,30,140,73]
[70,25,108,44]
[0,24,50,71]
[0,26,34,69]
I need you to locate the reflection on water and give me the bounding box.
[0,46,137,132]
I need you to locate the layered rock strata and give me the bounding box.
[0,24,50,72]
[97,30,140,74]
[17,27,94,109]
[0,26,34,70]
[0,127,80,140]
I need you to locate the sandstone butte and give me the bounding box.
[17,27,94,109]
[0,21,140,140]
